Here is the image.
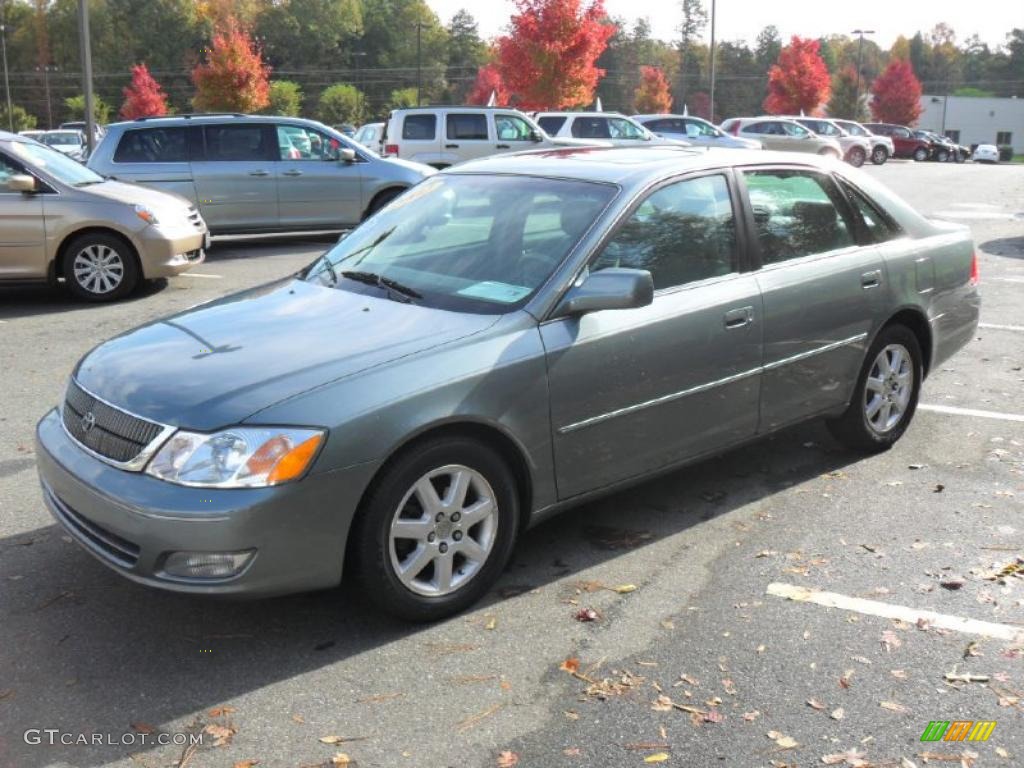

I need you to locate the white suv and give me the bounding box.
[382,107,600,168]
[534,111,689,148]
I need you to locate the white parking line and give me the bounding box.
[766,583,1024,641]
[178,273,223,279]
[979,322,1024,332]
[919,403,1024,423]
[989,277,1024,285]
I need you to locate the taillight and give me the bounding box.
[970,251,980,286]
[384,144,399,157]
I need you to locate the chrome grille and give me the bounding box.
[44,482,140,567]
[62,379,163,464]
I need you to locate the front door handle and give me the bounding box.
[282,170,303,177]
[249,170,270,177]
[724,306,754,329]
[861,269,882,289]
[496,144,510,149]
[445,143,459,149]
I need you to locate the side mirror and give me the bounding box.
[553,268,654,318]
[338,147,356,163]
[529,129,543,142]
[8,174,36,193]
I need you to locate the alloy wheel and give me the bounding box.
[72,244,125,295]
[864,343,914,434]
[388,464,499,597]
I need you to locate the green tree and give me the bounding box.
[317,83,364,125]
[755,25,782,69]
[0,104,38,133]
[266,81,304,116]
[360,0,448,105]
[386,87,419,111]
[63,94,111,124]
[256,0,363,70]
[828,65,867,120]
[445,9,487,102]
[676,0,707,106]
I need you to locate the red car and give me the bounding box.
[863,123,933,161]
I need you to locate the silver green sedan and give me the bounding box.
[36,147,979,620]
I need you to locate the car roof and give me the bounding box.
[535,111,629,118]
[632,114,709,121]
[102,114,333,131]
[0,130,39,144]
[447,145,838,189]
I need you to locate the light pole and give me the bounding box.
[852,29,875,118]
[352,51,367,122]
[36,64,58,129]
[708,0,716,122]
[415,22,422,106]
[1,24,12,132]
[78,0,96,155]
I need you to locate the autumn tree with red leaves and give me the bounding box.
[763,36,831,115]
[120,63,169,119]
[870,58,923,126]
[467,63,509,106]
[495,0,615,110]
[192,19,271,113]
[633,66,672,113]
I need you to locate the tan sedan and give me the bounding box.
[0,131,207,301]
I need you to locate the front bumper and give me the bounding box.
[35,408,376,597]
[137,223,208,279]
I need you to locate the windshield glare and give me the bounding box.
[305,175,616,313]
[9,141,104,186]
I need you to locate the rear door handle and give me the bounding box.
[282,170,303,177]
[249,170,270,177]
[861,269,882,289]
[724,306,754,329]
[496,144,510,149]
[445,143,459,149]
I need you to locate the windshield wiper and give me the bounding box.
[314,253,338,285]
[340,270,422,302]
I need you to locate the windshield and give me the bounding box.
[41,132,82,146]
[304,175,617,313]
[9,140,104,185]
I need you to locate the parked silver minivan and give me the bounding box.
[88,115,434,235]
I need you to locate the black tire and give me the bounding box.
[846,146,867,168]
[913,147,929,162]
[827,324,923,452]
[364,187,406,219]
[870,146,888,165]
[936,149,949,163]
[62,232,139,302]
[348,436,521,622]
[954,151,965,164]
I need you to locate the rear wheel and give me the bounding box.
[954,150,965,164]
[913,147,929,162]
[936,149,949,162]
[62,232,139,302]
[348,436,520,621]
[827,325,922,452]
[846,146,867,167]
[870,146,888,165]
[364,187,405,220]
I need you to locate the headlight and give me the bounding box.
[134,204,160,227]
[146,427,324,488]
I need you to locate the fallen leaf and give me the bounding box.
[496,751,519,767]
[563,747,581,756]
[908,463,926,470]
[940,578,965,590]
[891,669,908,680]
[203,723,235,747]
[130,722,156,734]
[644,754,670,763]
[564,710,579,720]
[233,761,259,768]
[722,679,737,695]
[458,704,502,732]
[484,616,498,631]
[880,630,903,652]
[330,756,352,767]
[880,701,910,714]
[831,708,845,721]
[821,749,868,766]
[807,698,826,711]
[767,731,798,749]
[839,670,854,689]
[704,710,725,723]
[319,736,345,745]
[652,695,674,712]
[291,714,305,724]
[743,711,760,721]
[614,584,638,594]
[996,747,1009,758]
[574,607,601,622]
[208,706,237,717]
[560,658,580,675]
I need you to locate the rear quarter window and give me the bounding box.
[537,116,566,134]
[402,114,436,141]
[113,127,188,163]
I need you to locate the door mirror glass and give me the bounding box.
[554,268,653,317]
[7,174,36,193]
[338,147,356,163]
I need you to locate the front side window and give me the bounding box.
[842,122,868,137]
[402,114,436,140]
[447,113,488,140]
[495,114,535,141]
[782,122,810,137]
[304,175,616,313]
[744,169,854,264]
[203,125,273,161]
[592,174,737,290]
[0,152,26,189]
[607,118,647,140]
[571,117,611,139]
[114,127,188,163]
[683,119,717,138]
[894,128,911,139]
[537,116,567,135]
[276,125,342,161]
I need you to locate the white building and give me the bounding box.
[918,94,1023,152]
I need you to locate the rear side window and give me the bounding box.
[745,122,771,135]
[113,127,188,163]
[402,114,436,140]
[447,113,488,140]
[571,117,611,139]
[743,169,855,264]
[202,125,273,161]
[537,116,566,134]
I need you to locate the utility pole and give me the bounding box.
[1,23,12,132]
[415,22,422,107]
[708,0,716,122]
[852,29,875,118]
[36,64,56,129]
[78,0,95,155]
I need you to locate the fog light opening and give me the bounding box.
[162,550,255,579]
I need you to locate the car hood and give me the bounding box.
[72,179,193,212]
[74,278,500,431]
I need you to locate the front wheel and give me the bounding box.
[827,325,923,452]
[846,146,867,167]
[870,146,889,165]
[936,149,950,162]
[62,232,139,302]
[913,147,929,162]
[348,436,520,621]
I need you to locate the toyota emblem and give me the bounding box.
[81,412,96,433]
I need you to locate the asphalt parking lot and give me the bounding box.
[0,161,1022,768]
